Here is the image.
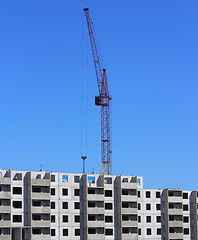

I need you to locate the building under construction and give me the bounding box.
[0,168,197,240]
[0,7,196,240]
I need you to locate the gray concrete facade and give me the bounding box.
[0,169,196,240]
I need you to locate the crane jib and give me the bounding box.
[84,8,111,175]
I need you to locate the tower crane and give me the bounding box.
[84,8,111,175]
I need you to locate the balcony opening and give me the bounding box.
[122,227,137,234]
[169,203,182,209]
[169,215,182,221]
[168,190,182,197]
[169,227,183,233]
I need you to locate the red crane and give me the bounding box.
[84,8,111,175]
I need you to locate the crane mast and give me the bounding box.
[84,8,111,175]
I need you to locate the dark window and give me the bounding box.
[147,228,151,235]
[105,229,113,235]
[63,229,68,236]
[74,189,80,196]
[62,188,68,196]
[105,203,113,210]
[183,216,189,223]
[51,202,55,209]
[63,215,68,222]
[74,202,80,209]
[13,187,22,195]
[74,176,80,183]
[156,191,161,198]
[51,188,55,195]
[51,175,55,182]
[146,216,151,223]
[13,215,22,222]
[138,228,141,235]
[138,216,141,222]
[105,190,112,197]
[75,215,80,223]
[105,216,113,222]
[146,204,151,210]
[13,201,22,209]
[156,204,161,210]
[183,193,188,199]
[138,191,140,198]
[75,229,80,236]
[146,191,151,198]
[157,216,161,222]
[157,228,161,235]
[63,202,68,209]
[138,203,141,210]
[51,229,55,236]
[51,215,55,223]
[183,204,188,211]
[184,228,189,235]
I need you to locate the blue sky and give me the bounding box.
[0,0,198,190]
